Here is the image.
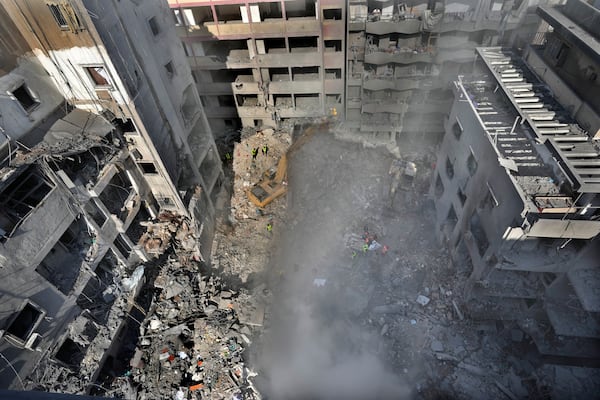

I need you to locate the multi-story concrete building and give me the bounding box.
[344,0,546,147]
[0,0,222,391]
[432,46,600,362]
[168,0,563,146]
[525,0,600,138]
[169,0,346,131]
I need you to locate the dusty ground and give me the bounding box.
[113,124,600,399]
[246,128,555,399]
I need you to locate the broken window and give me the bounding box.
[257,2,282,19]
[215,4,242,22]
[294,93,320,109]
[435,174,444,198]
[263,38,286,53]
[84,66,111,87]
[98,169,134,219]
[452,118,463,139]
[126,206,151,245]
[324,40,342,52]
[5,301,44,344]
[77,253,119,324]
[285,0,316,18]
[236,94,259,107]
[0,166,52,236]
[269,67,289,82]
[325,94,342,104]
[165,61,175,79]
[10,83,40,112]
[292,66,319,81]
[36,237,85,295]
[323,8,342,20]
[274,94,293,107]
[470,211,489,256]
[84,199,107,227]
[467,148,478,176]
[325,69,342,79]
[289,36,318,52]
[55,338,85,368]
[446,157,454,179]
[148,16,160,35]
[114,234,132,258]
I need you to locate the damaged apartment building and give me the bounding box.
[431,0,600,364]
[169,0,346,131]
[170,0,551,145]
[0,0,222,391]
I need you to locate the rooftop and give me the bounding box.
[476,47,600,194]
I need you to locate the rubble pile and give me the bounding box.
[124,257,261,400]
[253,130,596,399]
[212,127,291,282]
[139,211,203,263]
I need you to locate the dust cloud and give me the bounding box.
[250,129,416,399]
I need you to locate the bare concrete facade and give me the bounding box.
[0,0,222,391]
[343,0,551,148]
[432,46,600,362]
[169,0,346,132]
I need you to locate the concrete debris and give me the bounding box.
[416,294,431,306]
[24,124,598,399]
[430,339,444,353]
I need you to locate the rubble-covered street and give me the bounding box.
[50,124,599,399]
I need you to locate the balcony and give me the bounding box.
[433,11,521,33]
[176,17,320,40]
[324,79,343,93]
[361,100,408,115]
[363,77,420,91]
[365,47,435,65]
[324,51,344,68]
[270,80,321,93]
[232,75,259,94]
[255,49,320,68]
[366,18,422,35]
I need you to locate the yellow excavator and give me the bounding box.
[246,122,321,208]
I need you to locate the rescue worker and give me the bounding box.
[251,147,258,160]
[362,243,369,253]
[262,144,269,156]
[225,152,232,162]
[266,223,273,232]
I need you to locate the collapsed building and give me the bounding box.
[0,0,223,392]
[431,21,600,363]
[1,0,599,397]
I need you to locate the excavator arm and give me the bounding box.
[246,123,321,208]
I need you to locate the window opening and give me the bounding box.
[11,84,39,112]
[85,66,110,87]
[148,16,160,35]
[5,302,44,342]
